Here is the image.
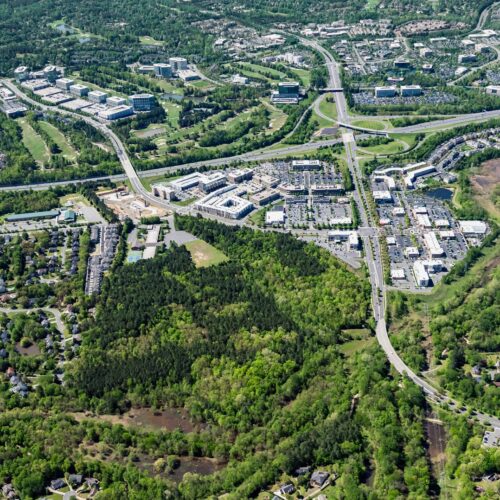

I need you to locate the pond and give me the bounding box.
[426,187,453,201]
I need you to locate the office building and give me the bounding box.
[394,59,411,68]
[14,66,29,82]
[372,190,393,203]
[98,105,134,121]
[178,70,200,82]
[291,160,322,170]
[375,86,397,98]
[416,214,432,228]
[227,169,253,183]
[107,96,127,106]
[69,84,89,97]
[154,63,173,79]
[152,183,177,201]
[169,57,188,72]
[271,82,301,104]
[405,247,419,258]
[129,93,156,112]
[249,189,280,206]
[328,230,360,249]
[458,220,488,236]
[195,188,254,219]
[413,260,443,287]
[401,85,422,97]
[424,232,445,257]
[88,90,108,103]
[458,54,477,63]
[43,65,61,82]
[199,172,227,193]
[391,268,406,280]
[265,206,285,226]
[55,78,74,90]
[311,184,344,195]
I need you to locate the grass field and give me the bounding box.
[139,36,163,46]
[339,328,374,356]
[17,118,50,165]
[358,139,405,155]
[38,121,77,160]
[264,101,288,133]
[351,119,387,131]
[185,239,228,267]
[318,95,338,121]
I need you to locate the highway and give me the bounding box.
[3,60,500,426]
[301,36,500,427]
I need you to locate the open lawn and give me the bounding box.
[351,119,388,131]
[291,68,311,88]
[38,121,77,160]
[358,139,405,155]
[185,239,229,267]
[263,101,288,133]
[17,118,50,165]
[319,95,338,121]
[239,62,286,79]
[139,36,163,46]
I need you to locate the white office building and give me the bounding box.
[55,78,74,90]
[195,187,254,219]
[69,84,89,97]
[88,90,108,103]
[169,57,188,72]
[107,96,127,106]
[152,183,177,201]
[424,232,445,257]
[458,220,488,236]
[98,105,134,121]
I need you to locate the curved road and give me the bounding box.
[3,62,499,426]
[301,36,500,427]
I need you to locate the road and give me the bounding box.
[301,36,500,428]
[3,56,500,426]
[0,306,65,334]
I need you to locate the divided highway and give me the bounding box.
[301,37,500,427]
[2,67,499,426]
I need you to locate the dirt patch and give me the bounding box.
[72,407,204,433]
[15,342,41,356]
[425,417,447,480]
[470,159,500,221]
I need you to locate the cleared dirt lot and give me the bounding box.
[471,159,500,222]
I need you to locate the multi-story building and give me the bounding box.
[249,189,280,206]
[458,54,477,63]
[98,105,134,121]
[227,169,253,183]
[154,63,172,79]
[169,57,188,72]
[375,86,397,98]
[291,160,322,170]
[55,78,74,90]
[69,84,89,97]
[88,90,108,103]
[271,82,301,104]
[14,66,29,82]
[107,96,127,106]
[129,93,156,112]
[401,85,422,97]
